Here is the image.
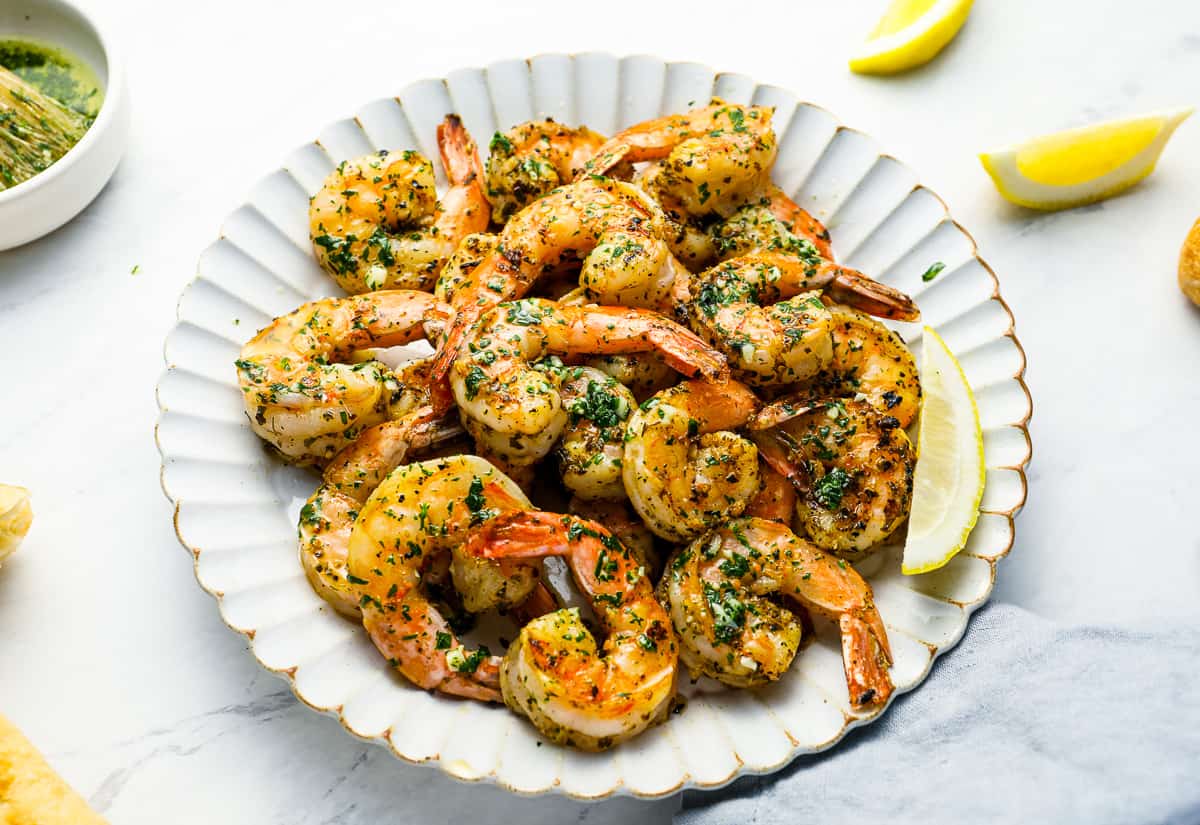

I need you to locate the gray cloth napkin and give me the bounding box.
[676,603,1200,825]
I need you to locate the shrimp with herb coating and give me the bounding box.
[450,298,727,470]
[659,516,892,708]
[347,455,540,702]
[428,177,675,388]
[299,408,460,618]
[804,305,922,428]
[586,102,778,219]
[751,398,915,559]
[235,291,449,465]
[556,366,638,502]
[461,511,677,750]
[309,115,489,293]
[623,379,761,542]
[484,120,619,221]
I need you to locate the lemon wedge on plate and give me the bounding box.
[979,108,1193,211]
[902,329,984,575]
[849,0,974,75]
[0,484,33,566]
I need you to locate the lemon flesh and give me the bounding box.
[979,107,1192,210]
[902,329,984,576]
[0,484,33,566]
[849,0,973,75]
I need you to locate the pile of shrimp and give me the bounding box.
[235,105,924,751]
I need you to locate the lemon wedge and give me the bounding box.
[979,108,1193,211]
[902,329,983,575]
[849,0,974,75]
[0,485,33,566]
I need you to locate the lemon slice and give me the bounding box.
[0,484,33,566]
[979,108,1193,211]
[902,329,983,575]
[849,0,974,75]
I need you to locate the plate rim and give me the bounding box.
[154,50,1033,800]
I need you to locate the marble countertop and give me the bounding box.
[1,0,1198,821]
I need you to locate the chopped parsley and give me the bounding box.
[921,261,946,282]
[465,476,493,524]
[505,300,543,325]
[489,132,514,154]
[569,379,630,429]
[719,552,750,579]
[446,644,490,673]
[813,467,851,510]
[594,545,619,582]
[703,582,746,644]
[463,365,488,400]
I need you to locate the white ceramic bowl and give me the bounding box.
[0,0,129,250]
[156,54,1032,799]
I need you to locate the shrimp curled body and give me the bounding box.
[235,291,448,466]
[309,116,489,293]
[429,177,674,387]
[622,379,761,542]
[462,511,678,751]
[450,298,728,470]
[660,516,893,708]
[300,408,461,618]
[347,455,539,702]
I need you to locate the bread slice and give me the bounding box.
[0,713,108,824]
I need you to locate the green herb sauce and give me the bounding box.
[0,38,103,118]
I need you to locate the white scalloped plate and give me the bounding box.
[155,54,1031,800]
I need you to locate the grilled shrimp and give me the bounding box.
[347,455,540,702]
[462,511,677,750]
[299,408,460,618]
[711,186,833,261]
[433,232,498,308]
[623,379,761,542]
[556,366,637,501]
[450,298,727,470]
[308,115,489,293]
[484,120,618,221]
[568,497,661,580]
[235,291,448,465]
[805,305,921,428]
[587,102,777,219]
[680,238,919,388]
[583,353,681,402]
[659,517,892,708]
[752,398,915,559]
[708,213,920,322]
[685,253,836,387]
[429,177,673,387]
[576,225,693,310]
[744,460,797,523]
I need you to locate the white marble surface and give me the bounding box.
[1,0,1198,821]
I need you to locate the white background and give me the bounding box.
[1,0,1198,822]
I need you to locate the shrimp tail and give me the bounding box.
[577,141,632,180]
[825,265,921,322]
[507,582,561,626]
[749,430,808,489]
[839,612,894,709]
[462,510,575,561]
[746,396,816,431]
[442,673,503,703]
[646,325,729,380]
[437,114,484,186]
[765,189,834,260]
[745,460,797,523]
[428,309,474,388]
